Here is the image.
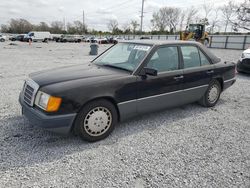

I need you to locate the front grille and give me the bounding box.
[23,80,39,106]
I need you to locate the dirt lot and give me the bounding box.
[0,42,249,187]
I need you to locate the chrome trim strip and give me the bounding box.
[118,84,208,105]
[224,77,236,83]
[182,84,208,92]
[118,99,137,105]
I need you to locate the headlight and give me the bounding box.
[35,91,62,112]
[241,53,245,58]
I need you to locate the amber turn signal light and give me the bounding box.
[46,96,62,112]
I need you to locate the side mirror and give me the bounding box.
[141,67,158,76]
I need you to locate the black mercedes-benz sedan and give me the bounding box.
[19,40,236,142]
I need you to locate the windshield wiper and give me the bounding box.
[102,64,132,73]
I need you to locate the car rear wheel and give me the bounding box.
[74,99,118,142]
[199,80,221,107]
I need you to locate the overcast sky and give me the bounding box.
[0,0,244,31]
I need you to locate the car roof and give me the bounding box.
[120,40,221,64]
[120,40,203,46]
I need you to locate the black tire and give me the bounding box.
[74,99,118,142]
[0,38,5,42]
[199,80,221,107]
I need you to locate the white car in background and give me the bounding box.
[94,37,108,44]
[0,34,7,42]
[237,48,250,74]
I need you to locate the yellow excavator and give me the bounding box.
[180,24,210,46]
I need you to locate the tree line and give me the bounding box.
[1,0,249,35]
[1,19,88,34]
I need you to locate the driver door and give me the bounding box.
[136,45,184,114]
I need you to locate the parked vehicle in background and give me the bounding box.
[237,48,250,74]
[24,31,51,42]
[85,36,95,43]
[180,24,210,47]
[19,41,236,142]
[9,34,25,41]
[59,35,82,43]
[108,37,118,44]
[0,34,7,42]
[108,37,125,44]
[94,37,108,44]
[140,36,151,40]
[52,34,62,42]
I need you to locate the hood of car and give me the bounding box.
[243,48,250,54]
[241,48,250,59]
[29,63,128,86]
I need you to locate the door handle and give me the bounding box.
[174,75,184,80]
[206,70,214,74]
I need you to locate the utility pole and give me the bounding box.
[82,10,85,34]
[140,0,145,34]
[63,17,66,31]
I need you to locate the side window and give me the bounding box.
[181,46,201,68]
[199,50,211,66]
[147,46,179,72]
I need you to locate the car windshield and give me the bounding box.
[93,43,152,72]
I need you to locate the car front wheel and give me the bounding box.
[199,80,221,107]
[74,99,118,142]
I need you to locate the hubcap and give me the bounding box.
[208,85,219,103]
[83,107,112,137]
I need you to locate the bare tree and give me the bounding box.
[36,22,50,31]
[208,8,220,33]
[107,19,118,33]
[1,24,9,33]
[122,22,130,33]
[220,1,235,32]
[50,21,64,33]
[130,20,139,34]
[151,7,180,33]
[167,7,181,33]
[186,6,198,26]
[6,18,33,33]
[202,3,213,19]
[151,7,168,32]
[230,0,250,31]
[179,10,186,31]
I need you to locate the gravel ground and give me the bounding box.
[0,42,249,187]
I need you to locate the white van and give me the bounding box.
[24,31,52,42]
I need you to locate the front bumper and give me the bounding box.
[19,95,76,134]
[237,59,250,74]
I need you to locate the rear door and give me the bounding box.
[180,45,215,104]
[136,45,184,114]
